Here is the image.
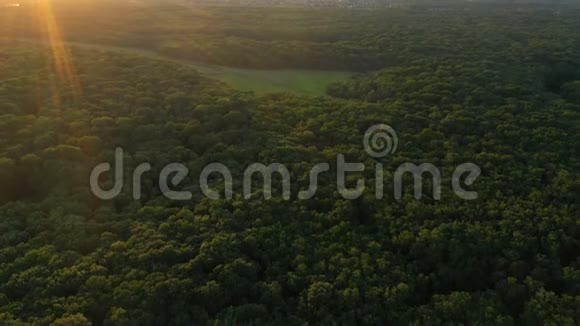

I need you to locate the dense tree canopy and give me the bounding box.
[2,1,579,70]
[0,1,579,325]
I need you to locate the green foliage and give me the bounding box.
[0,2,579,325]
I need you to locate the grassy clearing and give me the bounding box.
[9,39,354,96]
[191,64,354,96]
[77,42,356,96]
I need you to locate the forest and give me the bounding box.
[0,0,579,325]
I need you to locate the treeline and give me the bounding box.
[1,2,579,70]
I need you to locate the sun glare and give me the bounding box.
[32,0,82,110]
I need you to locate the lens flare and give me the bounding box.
[32,0,82,110]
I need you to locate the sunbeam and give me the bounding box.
[32,0,81,110]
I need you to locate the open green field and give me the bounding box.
[73,43,356,96]
[190,64,355,96]
[24,40,356,96]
